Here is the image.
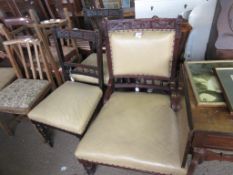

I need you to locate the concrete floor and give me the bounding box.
[1,115,233,175]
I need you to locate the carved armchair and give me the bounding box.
[75,18,192,175]
[28,28,104,146]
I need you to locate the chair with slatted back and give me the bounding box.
[28,28,104,146]
[0,37,54,139]
[28,9,80,69]
[0,18,63,86]
[75,18,193,175]
[70,8,123,86]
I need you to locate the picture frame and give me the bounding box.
[215,67,233,114]
[184,60,233,106]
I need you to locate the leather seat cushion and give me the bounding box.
[109,30,175,78]
[0,79,50,114]
[75,92,187,175]
[28,81,103,135]
[70,53,109,85]
[0,68,16,90]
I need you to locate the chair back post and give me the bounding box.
[52,28,104,90]
[44,0,56,19]
[3,41,23,78]
[52,27,69,81]
[96,29,104,89]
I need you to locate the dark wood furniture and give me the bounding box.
[75,18,192,175]
[28,28,104,147]
[183,65,233,174]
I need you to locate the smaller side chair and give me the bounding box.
[1,38,54,114]
[0,38,54,138]
[28,28,104,146]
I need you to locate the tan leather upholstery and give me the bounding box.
[75,92,189,175]
[28,81,102,135]
[109,30,175,77]
[0,68,15,90]
[70,53,109,85]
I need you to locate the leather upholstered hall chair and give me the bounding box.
[28,28,104,146]
[75,18,192,175]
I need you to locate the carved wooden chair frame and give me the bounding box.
[29,27,104,146]
[77,17,192,175]
[54,28,104,88]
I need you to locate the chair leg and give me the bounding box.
[0,121,14,136]
[33,121,53,147]
[0,114,21,136]
[187,149,205,175]
[82,162,97,175]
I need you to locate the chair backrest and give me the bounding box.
[3,38,55,87]
[53,28,104,89]
[105,18,191,94]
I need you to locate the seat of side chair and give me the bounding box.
[70,53,109,85]
[0,67,16,90]
[75,92,188,175]
[0,79,50,115]
[28,81,103,135]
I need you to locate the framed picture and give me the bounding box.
[215,67,233,114]
[184,60,233,106]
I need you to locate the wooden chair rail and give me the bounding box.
[83,8,123,18]
[55,28,99,42]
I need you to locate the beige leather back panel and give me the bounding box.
[109,30,175,77]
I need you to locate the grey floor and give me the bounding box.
[1,115,233,175]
